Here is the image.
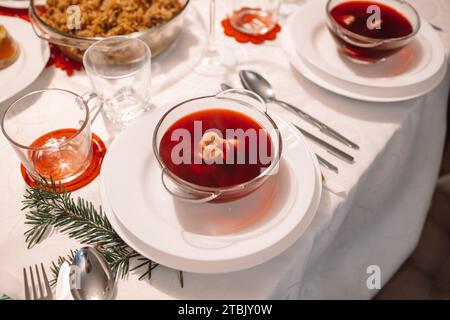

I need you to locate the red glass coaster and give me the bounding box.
[221,18,282,44]
[21,132,107,192]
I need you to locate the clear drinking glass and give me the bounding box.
[195,0,237,76]
[228,0,281,35]
[1,89,93,184]
[83,36,152,127]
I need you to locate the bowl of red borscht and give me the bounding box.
[326,0,421,63]
[153,89,283,203]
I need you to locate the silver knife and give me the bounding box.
[315,154,339,174]
[274,100,360,150]
[293,124,354,163]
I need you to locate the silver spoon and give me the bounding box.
[69,247,115,300]
[239,70,360,150]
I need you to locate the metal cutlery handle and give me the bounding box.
[23,263,53,300]
[276,99,360,150]
[431,23,443,32]
[319,125,360,151]
[315,154,339,174]
[221,83,233,91]
[293,124,354,163]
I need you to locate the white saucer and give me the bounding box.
[0,16,49,104]
[100,108,322,273]
[282,1,447,102]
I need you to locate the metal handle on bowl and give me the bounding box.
[160,168,220,204]
[29,6,91,49]
[29,11,53,43]
[29,11,76,47]
[216,88,268,114]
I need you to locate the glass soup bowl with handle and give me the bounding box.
[153,89,283,203]
[326,0,421,63]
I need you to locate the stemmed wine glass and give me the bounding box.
[195,0,237,76]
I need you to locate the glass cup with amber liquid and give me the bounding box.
[1,89,94,184]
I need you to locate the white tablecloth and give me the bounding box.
[0,0,449,299]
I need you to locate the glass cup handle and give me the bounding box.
[216,88,268,114]
[160,168,220,203]
[81,92,104,125]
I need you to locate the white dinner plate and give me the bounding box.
[282,1,447,102]
[100,108,322,273]
[100,156,322,274]
[0,16,49,104]
[0,0,45,9]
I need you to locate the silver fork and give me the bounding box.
[23,263,53,300]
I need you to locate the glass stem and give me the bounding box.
[206,0,218,57]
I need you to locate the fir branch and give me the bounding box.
[22,177,183,286]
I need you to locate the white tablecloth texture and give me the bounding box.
[0,0,449,300]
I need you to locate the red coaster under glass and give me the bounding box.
[221,18,282,44]
[21,132,107,192]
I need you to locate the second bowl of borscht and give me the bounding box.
[326,0,421,63]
